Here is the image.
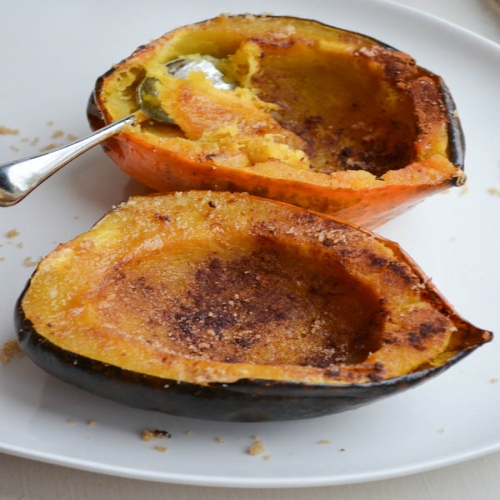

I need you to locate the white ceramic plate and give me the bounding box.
[0,0,499,488]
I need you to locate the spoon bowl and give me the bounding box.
[137,57,235,123]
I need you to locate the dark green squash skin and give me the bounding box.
[438,79,465,170]
[15,287,478,423]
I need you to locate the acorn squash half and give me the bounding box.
[16,191,491,421]
[88,14,465,229]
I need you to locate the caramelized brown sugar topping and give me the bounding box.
[97,247,381,368]
[98,15,457,183]
[21,191,488,386]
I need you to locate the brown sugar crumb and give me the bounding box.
[0,339,24,363]
[151,429,171,439]
[0,125,19,135]
[248,441,265,456]
[10,145,20,152]
[47,121,54,126]
[491,378,499,384]
[40,143,58,152]
[68,419,77,424]
[262,455,272,461]
[67,133,78,141]
[141,429,172,441]
[154,445,168,453]
[51,130,65,139]
[5,229,19,238]
[488,187,500,197]
[215,437,225,444]
[23,257,39,268]
[87,419,96,427]
[317,229,347,247]
[141,430,155,442]
[317,440,331,445]
[0,257,5,263]
[247,436,265,456]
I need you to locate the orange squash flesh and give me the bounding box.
[19,191,490,387]
[88,14,465,228]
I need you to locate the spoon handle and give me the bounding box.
[0,115,135,207]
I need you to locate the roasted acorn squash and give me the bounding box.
[16,191,491,421]
[88,14,465,228]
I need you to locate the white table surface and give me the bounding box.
[1,1,499,498]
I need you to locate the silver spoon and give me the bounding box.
[0,57,234,207]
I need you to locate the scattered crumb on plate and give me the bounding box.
[0,125,19,135]
[154,445,168,453]
[488,187,500,197]
[0,339,24,363]
[248,441,265,456]
[152,429,171,438]
[141,430,155,442]
[491,378,499,384]
[247,436,265,456]
[317,439,331,445]
[68,419,77,424]
[23,257,39,268]
[438,428,445,434]
[40,143,58,153]
[51,130,65,139]
[5,229,19,238]
[87,419,96,427]
[460,185,469,196]
[141,429,172,441]
[215,437,225,444]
